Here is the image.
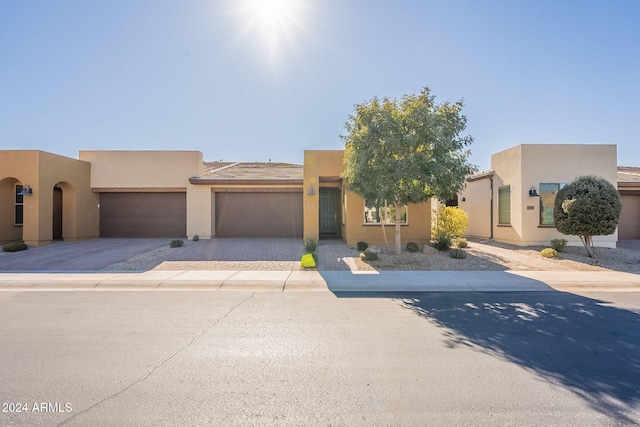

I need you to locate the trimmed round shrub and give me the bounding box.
[3,242,28,252]
[192,235,200,242]
[301,253,317,269]
[360,250,378,261]
[357,241,369,252]
[406,241,419,253]
[170,239,184,248]
[540,248,558,258]
[455,238,468,249]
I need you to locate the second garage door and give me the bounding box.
[215,192,303,238]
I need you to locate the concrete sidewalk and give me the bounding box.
[0,270,639,292]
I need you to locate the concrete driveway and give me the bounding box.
[0,239,171,271]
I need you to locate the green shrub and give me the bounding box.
[170,239,184,248]
[449,248,467,259]
[357,241,369,252]
[432,207,469,241]
[432,235,451,251]
[455,238,468,249]
[3,242,28,252]
[550,238,567,252]
[192,235,200,242]
[540,248,558,258]
[406,241,419,253]
[301,253,316,268]
[360,250,378,261]
[304,237,318,253]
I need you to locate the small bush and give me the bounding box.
[406,242,419,253]
[357,241,369,252]
[170,239,184,248]
[449,248,467,259]
[192,235,200,242]
[550,238,567,253]
[3,242,28,252]
[300,253,316,268]
[360,250,378,261]
[304,237,318,253]
[432,235,451,251]
[541,248,558,258]
[455,238,468,248]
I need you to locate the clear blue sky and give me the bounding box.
[1,0,639,171]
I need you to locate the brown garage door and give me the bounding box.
[215,192,303,237]
[619,194,640,239]
[100,192,186,238]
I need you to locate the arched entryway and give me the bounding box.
[53,182,76,242]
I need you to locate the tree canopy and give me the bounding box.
[553,175,622,258]
[341,87,475,254]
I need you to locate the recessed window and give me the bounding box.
[498,186,510,225]
[364,200,407,224]
[539,183,567,225]
[15,184,24,226]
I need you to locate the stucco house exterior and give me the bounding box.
[2,144,636,248]
[1,148,432,247]
[458,144,627,248]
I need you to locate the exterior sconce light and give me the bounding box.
[18,185,33,196]
[529,187,539,197]
[461,197,466,202]
[307,186,315,196]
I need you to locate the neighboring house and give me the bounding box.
[0,149,432,247]
[458,144,622,248]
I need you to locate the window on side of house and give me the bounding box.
[364,200,408,225]
[539,183,566,226]
[15,184,24,226]
[498,186,510,225]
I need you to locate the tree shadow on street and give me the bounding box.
[399,292,640,424]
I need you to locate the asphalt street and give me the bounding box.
[1,290,639,426]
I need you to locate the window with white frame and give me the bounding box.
[15,184,24,226]
[364,200,407,224]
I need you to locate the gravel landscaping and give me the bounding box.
[354,239,640,273]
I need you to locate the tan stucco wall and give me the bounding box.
[488,144,618,247]
[459,177,492,239]
[303,150,431,246]
[0,150,99,247]
[79,150,203,189]
[80,150,204,240]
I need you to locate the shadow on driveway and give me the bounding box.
[390,292,640,424]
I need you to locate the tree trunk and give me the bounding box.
[381,200,389,254]
[395,201,402,256]
[580,235,596,258]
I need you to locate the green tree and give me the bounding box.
[341,87,475,255]
[553,176,622,258]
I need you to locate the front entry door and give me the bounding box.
[319,188,340,235]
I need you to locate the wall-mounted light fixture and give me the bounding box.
[307,185,315,196]
[528,187,539,197]
[18,185,33,196]
[461,197,466,202]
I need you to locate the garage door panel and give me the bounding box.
[619,195,640,239]
[215,192,302,238]
[100,193,186,238]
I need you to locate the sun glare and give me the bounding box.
[229,0,312,66]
